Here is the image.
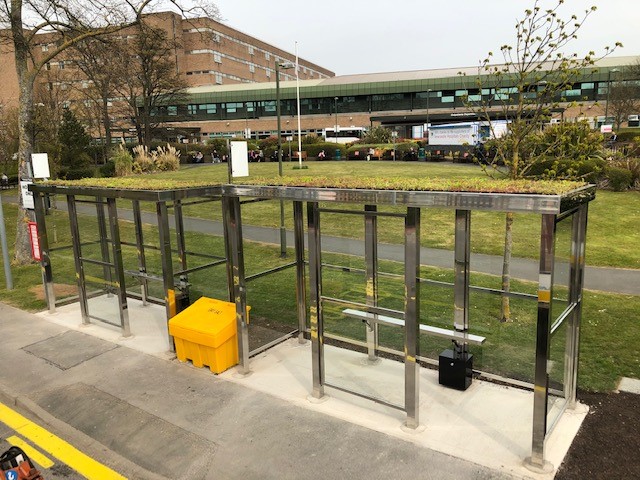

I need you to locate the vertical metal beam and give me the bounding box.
[174,199,189,310]
[157,201,175,351]
[567,205,588,408]
[307,201,324,398]
[364,204,379,361]
[227,195,250,375]
[454,210,471,333]
[67,195,89,325]
[132,200,149,305]
[293,201,307,343]
[222,196,234,303]
[106,197,131,337]
[33,191,54,312]
[526,213,556,472]
[404,207,421,429]
[95,196,113,296]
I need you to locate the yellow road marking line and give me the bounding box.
[0,402,126,480]
[6,435,55,469]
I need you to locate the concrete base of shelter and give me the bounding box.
[37,297,587,479]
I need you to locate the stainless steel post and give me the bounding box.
[67,195,89,325]
[95,196,113,296]
[364,205,379,361]
[454,210,471,334]
[307,201,324,398]
[222,196,235,303]
[293,201,307,343]
[174,199,189,308]
[228,195,250,375]
[106,197,131,337]
[156,201,175,351]
[567,205,588,408]
[132,200,149,305]
[404,207,421,429]
[526,213,557,472]
[33,192,54,310]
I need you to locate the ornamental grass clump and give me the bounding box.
[155,144,181,171]
[111,144,133,177]
[133,145,157,174]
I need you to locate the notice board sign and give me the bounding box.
[230,141,249,177]
[28,222,41,261]
[20,181,34,209]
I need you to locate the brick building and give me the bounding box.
[0,11,334,112]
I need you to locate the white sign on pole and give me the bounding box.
[31,153,51,179]
[20,181,35,209]
[230,141,249,177]
[600,124,613,134]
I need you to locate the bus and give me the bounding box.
[322,127,366,144]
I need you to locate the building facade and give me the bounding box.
[0,11,334,112]
[153,56,640,142]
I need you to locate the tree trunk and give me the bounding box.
[11,0,38,265]
[501,211,514,322]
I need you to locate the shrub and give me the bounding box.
[155,144,181,171]
[606,167,633,191]
[304,142,347,159]
[302,134,322,145]
[99,160,116,178]
[111,144,133,177]
[526,157,606,182]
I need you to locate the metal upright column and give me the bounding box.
[67,195,89,325]
[106,197,131,337]
[307,201,324,399]
[33,191,55,312]
[527,213,557,472]
[173,199,189,297]
[227,195,250,375]
[364,205,379,362]
[454,209,471,339]
[567,205,588,408]
[157,201,176,350]
[222,196,235,303]
[132,200,149,305]
[293,201,307,343]
[404,207,421,429]
[95,196,113,295]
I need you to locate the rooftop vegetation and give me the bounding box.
[46,175,587,195]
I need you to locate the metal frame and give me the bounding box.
[30,181,594,469]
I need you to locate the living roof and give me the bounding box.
[34,177,594,215]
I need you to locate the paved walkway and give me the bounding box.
[0,302,517,480]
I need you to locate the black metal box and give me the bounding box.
[438,349,473,391]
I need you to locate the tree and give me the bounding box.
[606,60,640,131]
[71,37,123,159]
[462,0,619,321]
[57,108,93,179]
[112,20,188,147]
[361,125,392,144]
[0,0,218,264]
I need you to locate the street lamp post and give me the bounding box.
[275,60,294,256]
[334,96,339,144]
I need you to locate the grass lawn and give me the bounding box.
[0,192,638,392]
[138,161,640,269]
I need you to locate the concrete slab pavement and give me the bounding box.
[1,301,521,480]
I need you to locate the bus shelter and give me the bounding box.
[30,180,594,472]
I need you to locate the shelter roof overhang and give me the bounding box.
[30,179,595,215]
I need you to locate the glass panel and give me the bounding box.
[551,215,572,322]
[547,318,568,433]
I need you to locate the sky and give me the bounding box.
[212,0,640,76]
